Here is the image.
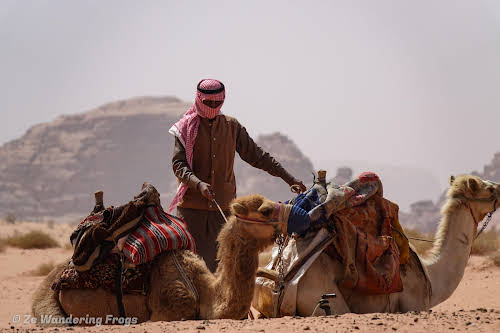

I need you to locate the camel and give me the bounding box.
[32,194,286,325]
[255,174,500,316]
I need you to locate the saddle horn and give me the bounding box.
[93,190,104,213]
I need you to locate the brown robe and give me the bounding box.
[172,114,296,271]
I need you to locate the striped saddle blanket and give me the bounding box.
[54,205,195,293]
[123,205,196,265]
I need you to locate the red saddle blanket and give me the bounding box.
[123,205,196,265]
[326,195,404,295]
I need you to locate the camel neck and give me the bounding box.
[424,207,475,307]
[212,223,260,319]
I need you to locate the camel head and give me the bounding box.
[447,175,500,221]
[229,194,286,242]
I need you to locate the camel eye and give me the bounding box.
[259,207,273,217]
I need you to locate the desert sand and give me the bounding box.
[1,221,499,332]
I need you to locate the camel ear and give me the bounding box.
[449,175,455,185]
[467,178,479,192]
[231,202,248,216]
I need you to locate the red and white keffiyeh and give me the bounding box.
[168,79,225,212]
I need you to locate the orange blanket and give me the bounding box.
[326,195,408,294]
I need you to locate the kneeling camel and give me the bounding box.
[279,175,499,315]
[32,194,285,324]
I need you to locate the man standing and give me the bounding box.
[169,79,306,272]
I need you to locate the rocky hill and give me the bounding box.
[234,133,315,202]
[400,153,500,232]
[0,97,315,220]
[4,93,475,230]
[482,152,500,182]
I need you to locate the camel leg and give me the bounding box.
[296,254,350,316]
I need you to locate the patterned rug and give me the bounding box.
[51,253,153,294]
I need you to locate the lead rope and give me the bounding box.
[212,198,229,223]
[391,197,498,243]
[475,198,497,239]
[390,225,434,243]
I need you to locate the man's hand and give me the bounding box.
[290,179,307,193]
[198,182,215,201]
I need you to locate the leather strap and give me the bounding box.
[115,255,126,319]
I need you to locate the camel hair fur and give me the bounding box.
[32,194,285,326]
[265,174,500,316]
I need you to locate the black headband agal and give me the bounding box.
[197,80,225,94]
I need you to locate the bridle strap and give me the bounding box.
[464,202,479,227]
[235,216,281,225]
[454,194,497,203]
[461,195,498,239]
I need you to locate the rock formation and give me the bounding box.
[401,152,500,232]
[329,167,353,186]
[234,132,314,202]
[0,98,315,220]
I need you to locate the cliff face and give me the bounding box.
[0,97,187,219]
[482,152,500,182]
[0,98,315,219]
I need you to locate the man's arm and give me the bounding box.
[172,137,202,190]
[236,123,306,191]
[172,137,215,200]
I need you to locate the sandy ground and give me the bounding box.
[1,222,500,332]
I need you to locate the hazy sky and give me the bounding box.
[2,1,500,198]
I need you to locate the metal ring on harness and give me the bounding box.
[290,185,302,194]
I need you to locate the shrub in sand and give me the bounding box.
[471,230,499,255]
[29,262,56,276]
[4,213,16,224]
[6,230,59,249]
[0,238,6,253]
[490,252,500,267]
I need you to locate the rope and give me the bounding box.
[172,251,200,319]
[391,195,498,244]
[391,225,434,243]
[212,198,229,224]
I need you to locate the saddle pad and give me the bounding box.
[52,254,152,294]
[123,206,196,264]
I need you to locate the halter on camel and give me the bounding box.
[456,191,498,239]
[393,188,498,244]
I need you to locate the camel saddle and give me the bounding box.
[302,172,409,294]
[69,183,161,271]
[57,183,195,292]
[254,172,410,317]
[326,195,405,293]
